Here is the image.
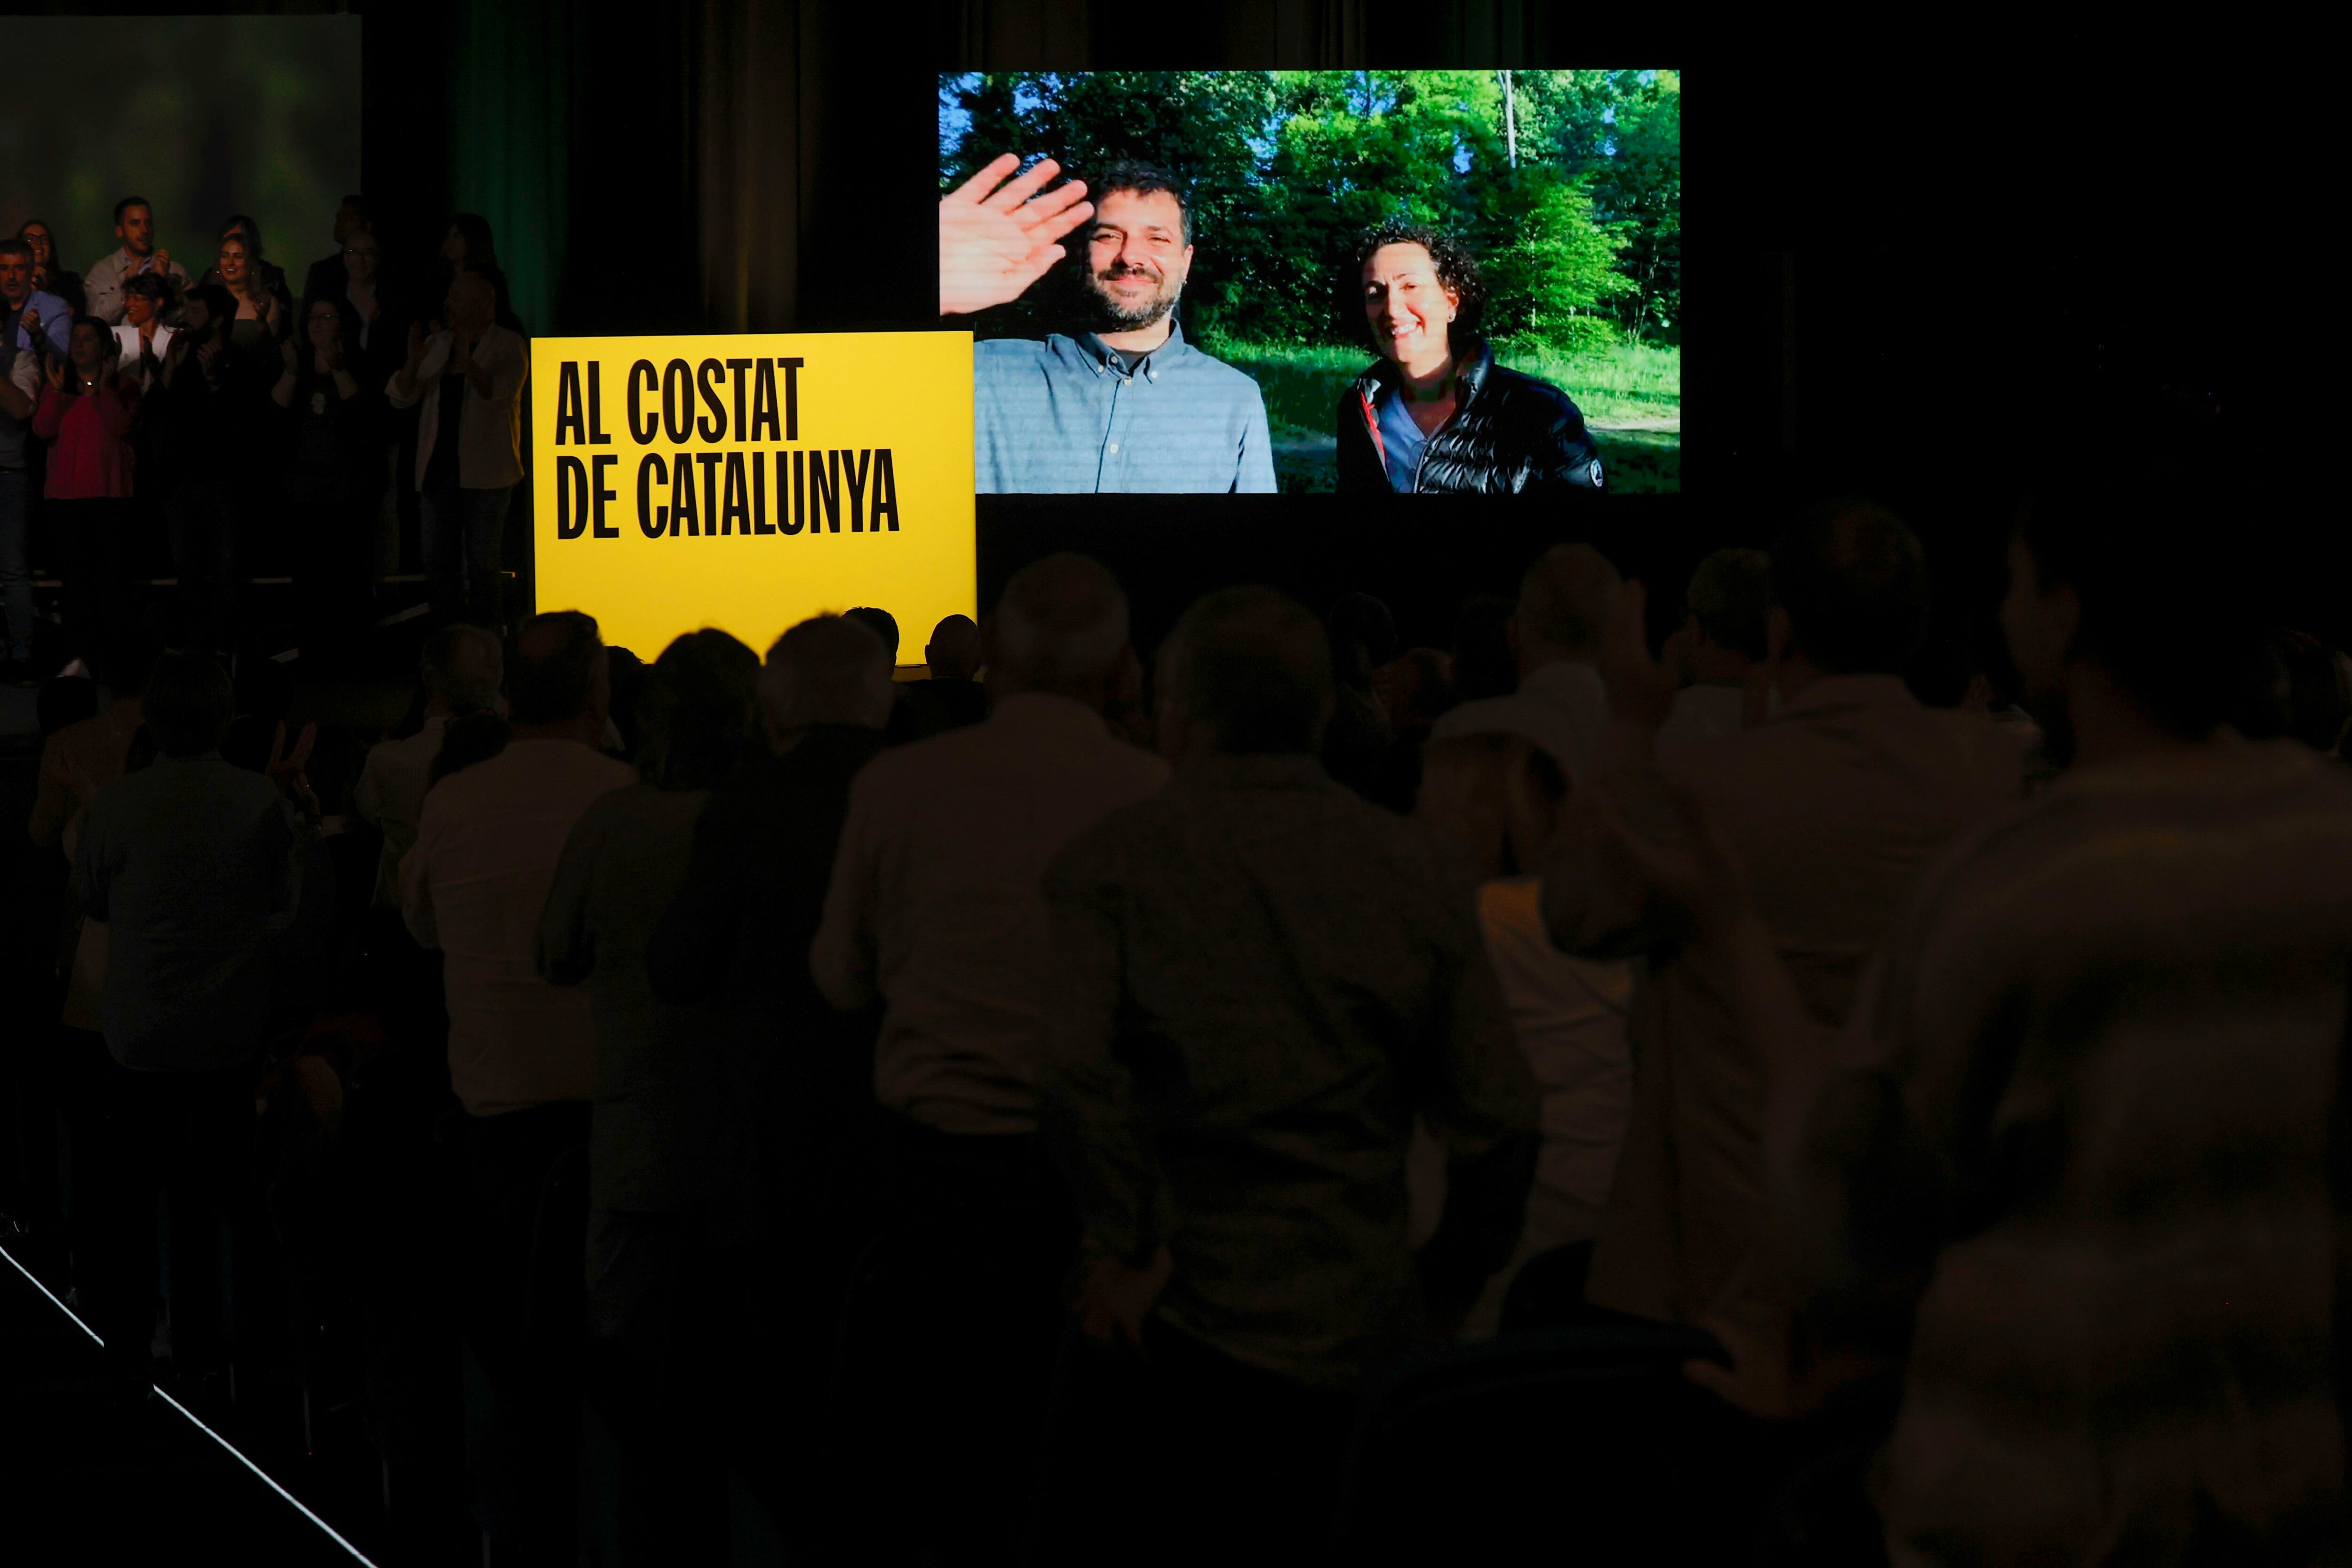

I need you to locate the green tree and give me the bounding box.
[1479,170,1632,353]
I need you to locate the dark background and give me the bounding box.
[6,2,2328,661]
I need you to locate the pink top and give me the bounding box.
[32,380,138,500]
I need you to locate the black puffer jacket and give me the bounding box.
[1336,337,1606,495]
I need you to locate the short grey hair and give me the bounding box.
[1159,585,1332,755]
[421,623,503,713]
[1518,543,1621,656]
[992,553,1129,691]
[760,613,894,732]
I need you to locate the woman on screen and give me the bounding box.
[1335,221,1605,496]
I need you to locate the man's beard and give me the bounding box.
[1080,263,1180,333]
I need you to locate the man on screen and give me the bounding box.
[942,155,1276,494]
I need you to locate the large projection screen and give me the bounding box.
[0,16,362,292]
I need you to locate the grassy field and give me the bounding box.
[1199,336,1681,493]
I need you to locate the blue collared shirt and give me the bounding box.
[975,320,1276,494]
[6,290,71,358]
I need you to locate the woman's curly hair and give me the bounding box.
[1345,219,1486,353]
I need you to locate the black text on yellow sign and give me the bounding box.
[531,332,974,662]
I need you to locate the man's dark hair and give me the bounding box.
[93,628,158,696]
[1349,219,1487,350]
[142,648,236,756]
[638,629,760,790]
[219,212,268,260]
[185,282,236,333]
[1768,500,1931,676]
[2016,453,2269,740]
[114,196,151,226]
[506,610,603,724]
[1685,547,1773,662]
[1450,594,1518,702]
[1162,586,1334,756]
[339,194,369,216]
[1327,592,1398,695]
[0,238,33,265]
[843,606,901,660]
[1091,161,1193,247]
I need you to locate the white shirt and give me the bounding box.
[354,716,446,907]
[112,323,175,384]
[401,737,636,1114]
[1431,660,1610,780]
[1656,681,1746,765]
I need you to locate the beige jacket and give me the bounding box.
[388,323,528,490]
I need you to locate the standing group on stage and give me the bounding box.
[0,197,532,686]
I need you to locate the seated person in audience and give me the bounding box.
[1620,453,2352,1565]
[1434,543,1621,779]
[354,623,503,906]
[72,649,326,1396]
[84,197,188,325]
[401,609,635,1560]
[810,553,1167,1563]
[1540,501,2018,1352]
[2,237,72,358]
[1037,586,1538,1563]
[1657,546,1770,762]
[17,219,86,315]
[539,628,758,1565]
[1416,732,1632,1336]
[111,273,175,388]
[907,612,990,729]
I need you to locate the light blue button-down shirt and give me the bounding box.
[5,290,72,358]
[975,321,1276,494]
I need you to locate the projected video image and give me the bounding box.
[939,71,1681,495]
[0,16,361,311]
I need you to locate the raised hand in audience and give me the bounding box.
[1683,1312,1892,1422]
[267,719,320,817]
[1069,1243,1173,1350]
[939,152,1094,316]
[1598,581,1681,732]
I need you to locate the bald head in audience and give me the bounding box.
[1517,543,1621,672]
[760,613,895,744]
[985,552,1133,710]
[925,614,983,682]
[1157,586,1335,760]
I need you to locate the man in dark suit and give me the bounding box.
[910,612,990,730]
[643,612,894,1552]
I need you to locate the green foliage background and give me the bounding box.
[939,70,1681,356]
[0,17,361,290]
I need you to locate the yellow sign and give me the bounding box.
[529,331,975,661]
